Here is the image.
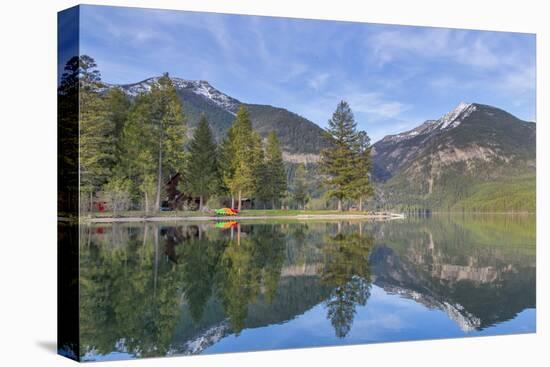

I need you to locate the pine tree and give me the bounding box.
[78,55,116,212]
[255,160,271,208]
[351,131,374,211]
[320,101,359,211]
[149,73,187,211]
[219,126,237,208]
[293,163,308,209]
[223,106,263,211]
[104,87,130,161]
[183,114,221,210]
[256,132,287,208]
[78,55,102,89]
[58,56,80,214]
[119,94,157,213]
[265,132,287,208]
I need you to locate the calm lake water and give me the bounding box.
[78,215,536,361]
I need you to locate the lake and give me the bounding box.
[76,215,536,361]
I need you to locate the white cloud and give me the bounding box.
[428,75,457,90]
[497,64,536,94]
[367,27,525,70]
[369,28,453,66]
[343,91,411,119]
[308,73,330,91]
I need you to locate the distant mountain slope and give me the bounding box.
[245,104,329,156]
[371,102,536,210]
[106,76,329,160]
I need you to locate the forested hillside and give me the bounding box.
[371,103,536,212]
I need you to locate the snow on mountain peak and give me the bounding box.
[110,76,240,115]
[378,102,478,144]
[380,119,438,144]
[437,102,476,130]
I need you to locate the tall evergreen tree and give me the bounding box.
[58,56,80,214]
[149,73,187,211]
[104,87,130,161]
[223,106,263,211]
[119,94,157,213]
[255,161,271,208]
[320,101,360,211]
[219,125,237,208]
[292,163,309,209]
[183,114,221,210]
[78,55,102,89]
[257,132,287,208]
[78,55,116,212]
[266,132,287,208]
[351,131,374,211]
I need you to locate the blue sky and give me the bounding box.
[77,5,536,142]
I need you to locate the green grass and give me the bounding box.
[87,209,377,219]
[238,209,362,216]
[88,210,209,218]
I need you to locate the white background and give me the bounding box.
[0,0,547,366]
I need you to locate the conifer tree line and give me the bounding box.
[59,56,373,214]
[59,55,288,213]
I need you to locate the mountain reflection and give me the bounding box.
[79,216,535,360]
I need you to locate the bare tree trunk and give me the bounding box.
[155,142,163,212]
[231,195,235,210]
[199,195,203,211]
[238,190,242,211]
[359,197,363,212]
[337,199,342,211]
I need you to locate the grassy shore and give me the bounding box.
[84,209,404,223]
[89,209,379,218]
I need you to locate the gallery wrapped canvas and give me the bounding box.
[58,4,536,362]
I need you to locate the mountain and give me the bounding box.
[107,76,329,162]
[371,102,536,210]
[105,76,536,210]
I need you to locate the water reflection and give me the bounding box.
[321,230,373,338]
[79,216,535,360]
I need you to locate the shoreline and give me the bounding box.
[85,213,406,223]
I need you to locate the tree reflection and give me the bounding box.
[321,223,374,338]
[79,222,374,355]
[175,225,227,323]
[216,223,286,334]
[80,222,289,357]
[79,224,183,358]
